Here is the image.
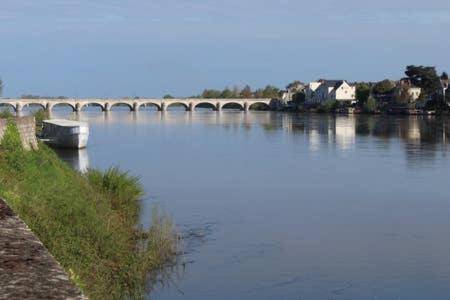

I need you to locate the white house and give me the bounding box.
[304,80,356,105]
[395,79,422,102]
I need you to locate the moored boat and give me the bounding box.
[40,119,89,149]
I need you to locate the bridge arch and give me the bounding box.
[194,102,217,111]
[166,102,189,111]
[50,102,76,112]
[22,102,47,111]
[79,102,105,112]
[249,102,271,111]
[138,102,162,111]
[109,102,134,111]
[221,102,244,110]
[0,103,17,112]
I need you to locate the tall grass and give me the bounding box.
[0,122,178,299]
[0,109,14,119]
[33,110,50,134]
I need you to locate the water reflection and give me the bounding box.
[48,111,450,168]
[52,148,90,173]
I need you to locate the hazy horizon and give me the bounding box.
[1,0,449,98]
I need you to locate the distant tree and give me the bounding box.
[220,87,233,98]
[261,85,280,98]
[442,72,449,81]
[201,89,222,99]
[253,88,263,98]
[163,94,174,99]
[355,83,370,104]
[404,65,440,96]
[231,86,240,98]
[21,94,42,99]
[373,79,395,95]
[365,96,377,113]
[240,85,253,98]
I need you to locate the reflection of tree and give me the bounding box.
[217,111,449,165]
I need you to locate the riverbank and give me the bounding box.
[0,119,178,299]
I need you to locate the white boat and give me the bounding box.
[40,119,89,149]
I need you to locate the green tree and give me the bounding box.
[405,65,441,96]
[261,85,280,98]
[220,87,233,98]
[231,86,240,98]
[201,89,222,98]
[365,96,377,113]
[240,85,253,98]
[373,79,395,95]
[355,83,370,104]
[163,94,174,99]
[253,89,263,98]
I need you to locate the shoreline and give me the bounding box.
[0,118,178,299]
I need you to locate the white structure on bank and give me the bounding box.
[281,81,305,101]
[394,79,422,102]
[304,80,356,105]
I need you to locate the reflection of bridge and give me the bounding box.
[0,98,274,112]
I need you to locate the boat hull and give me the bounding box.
[44,133,88,149]
[41,120,89,149]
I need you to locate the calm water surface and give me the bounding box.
[49,109,450,300]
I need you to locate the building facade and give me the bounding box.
[304,80,356,105]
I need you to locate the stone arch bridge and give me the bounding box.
[0,98,277,112]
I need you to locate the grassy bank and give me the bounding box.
[0,121,178,299]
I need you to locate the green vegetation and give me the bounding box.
[0,122,178,299]
[404,65,441,97]
[373,79,395,95]
[199,84,281,99]
[0,109,14,119]
[356,83,370,104]
[33,109,50,133]
[364,96,377,113]
[317,99,337,113]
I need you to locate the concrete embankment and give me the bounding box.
[0,199,85,300]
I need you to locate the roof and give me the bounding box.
[318,80,346,89]
[43,119,88,127]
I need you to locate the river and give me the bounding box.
[46,107,450,299]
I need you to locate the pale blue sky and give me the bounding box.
[1,0,450,97]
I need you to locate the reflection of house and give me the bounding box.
[304,80,356,105]
[335,116,355,150]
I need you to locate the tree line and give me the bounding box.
[189,85,281,99]
[354,65,449,112]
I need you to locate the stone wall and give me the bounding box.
[0,199,86,299]
[0,117,38,150]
